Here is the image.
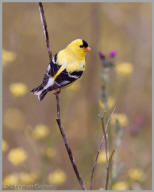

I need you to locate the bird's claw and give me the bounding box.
[53,88,61,95]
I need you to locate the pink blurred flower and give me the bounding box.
[110,50,117,57]
[99,51,106,59]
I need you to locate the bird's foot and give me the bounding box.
[53,88,61,95]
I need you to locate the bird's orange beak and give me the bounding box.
[85,47,92,52]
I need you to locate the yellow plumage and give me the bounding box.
[31,39,91,101]
[54,39,90,78]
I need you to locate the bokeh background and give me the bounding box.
[2,2,152,190]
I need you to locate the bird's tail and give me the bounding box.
[31,85,47,101]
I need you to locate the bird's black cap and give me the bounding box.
[80,40,88,48]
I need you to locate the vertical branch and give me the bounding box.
[39,2,52,61]
[56,94,60,119]
[90,106,116,190]
[105,150,115,190]
[56,95,86,190]
[101,114,115,190]
[101,115,109,166]
[90,113,105,190]
[38,2,86,190]
[90,136,104,190]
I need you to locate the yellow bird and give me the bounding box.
[31,39,91,101]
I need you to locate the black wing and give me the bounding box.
[42,53,83,88]
[41,54,60,87]
[55,70,83,87]
[46,54,60,77]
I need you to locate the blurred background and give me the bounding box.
[2,2,152,190]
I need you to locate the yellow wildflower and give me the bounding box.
[2,49,16,65]
[3,173,19,186]
[4,108,25,130]
[108,97,115,109]
[99,97,115,110]
[48,169,66,185]
[97,150,109,164]
[9,83,27,97]
[2,139,8,152]
[111,113,128,127]
[128,168,144,182]
[45,147,56,159]
[19,172,37,184]
[115,62,133,76]
[8,148,27,166]
[32,124,49,140]
[112,181,128,190]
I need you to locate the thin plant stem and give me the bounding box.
[101,115,109,166]
[55,95,86,190]
[90,112,105,190]
[38,2,86,190]
[105,150,115,190]
[38,2,52,61]
[90,106,116,190]
[101,113,115,190]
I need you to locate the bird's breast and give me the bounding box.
[57,50,85,73]
[66,60,85,73]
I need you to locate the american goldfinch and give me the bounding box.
[31,39,91,101]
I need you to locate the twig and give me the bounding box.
[90,138,103,190]
[90,113,105,190]
[101,113,114,190]
[56,95,86,190]
[105,150,115,190]
[101,115,109,166]
[90,106,116,190]
[39,2,52,61]
[38,2,86,190]
[101,112,115,190]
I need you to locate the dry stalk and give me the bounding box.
[38,2,86,190]
[90,106,116,190]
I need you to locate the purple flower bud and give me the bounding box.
[110,50,117,57]
[99,51,106,59]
